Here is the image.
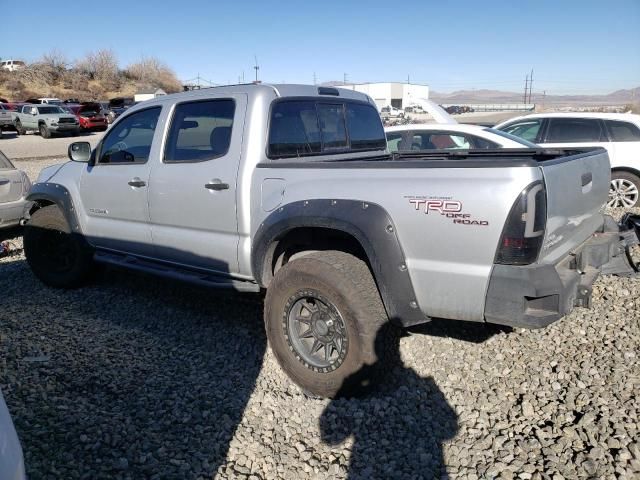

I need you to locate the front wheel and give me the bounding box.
[39,124,51,139]
[264,251,391,398]
[24,205,94,288]
[608,171,640,208]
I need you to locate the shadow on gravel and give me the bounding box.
[0,225,22,242]
[408,317,512,344]
[320,324,458,479]
[0,261,266,479]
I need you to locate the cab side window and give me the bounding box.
[99,107,161,164]
[164,99,235,163]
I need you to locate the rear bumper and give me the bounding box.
[484,214,639,329]
[0,199,28,229]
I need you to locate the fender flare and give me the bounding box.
[26,182,82,233]
[252,199,427,327]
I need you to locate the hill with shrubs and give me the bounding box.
[0,49,182,102]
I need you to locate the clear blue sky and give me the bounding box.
[3,0,639,94]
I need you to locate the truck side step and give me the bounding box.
[94,250,261,292]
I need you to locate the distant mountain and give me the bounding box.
[431,87,640,105]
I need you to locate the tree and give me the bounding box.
[125,57,182,93]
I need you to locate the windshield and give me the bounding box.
[484,128,538,147]
[38,106,65,114]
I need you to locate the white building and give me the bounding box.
[134,88,167,102]
[338,82,429,110]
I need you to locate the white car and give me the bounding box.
[0,150,31,229]
[385,123,537,152]
[0,389,26,480]
[495,113,640,208]
[0,60,26,72]
[380,105,404,118]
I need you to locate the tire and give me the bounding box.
[14,120,25,136]
[39,123,50,139]
[608,171,640,208]
[264,250,392,398]
[24,205,94,288]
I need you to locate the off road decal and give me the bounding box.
[406,196,489,226]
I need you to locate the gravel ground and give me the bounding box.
[1,158,639,480]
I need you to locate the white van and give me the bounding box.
[0,60,26,72]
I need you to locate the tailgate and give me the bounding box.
[539,148,610,264]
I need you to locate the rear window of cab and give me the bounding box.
[268,99,386,158]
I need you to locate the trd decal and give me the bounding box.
[406,196,489,226]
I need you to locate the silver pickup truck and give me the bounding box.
[22,84,640,397]
[13,104,79,138]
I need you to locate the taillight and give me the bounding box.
[495,181,546,265]
[21,172,32,197]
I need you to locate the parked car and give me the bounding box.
[0,59,26,72]
[107,97,135,123]
[65,103,108,132]
[0,103,14,136]
[14,104,79,138]
[0,150,31,229]
[495,113,640,208]
[0,389,26,480]
[22,84,640,398]
[404,104,426,114]
[385,123,537,152]
[24,84,640,396]
[380,105,404,118]
[23,98,63,105]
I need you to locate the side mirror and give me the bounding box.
[32,111,37,116]
[68,142,91,162]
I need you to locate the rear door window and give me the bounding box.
[268,99,385,158]
[545,118,604,143]
[604,120,640,142]
[164,99,235,162]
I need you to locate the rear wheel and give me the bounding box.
[608,171,640,208]
[39,123,51,139]
[264,250,392,398]
[15,120,25,135]
[24,205,94,288]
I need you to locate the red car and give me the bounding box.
[65,103,108,132]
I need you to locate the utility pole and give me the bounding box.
[313,72,317,85]
[407,75,410,84]
[542,90,546,111]
[343,73,348,85]
[254,56,260,83]
[523,73,529,104]
[528,69,534,104]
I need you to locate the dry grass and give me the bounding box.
[0,50,182,102]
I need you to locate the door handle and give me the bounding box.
[581,172,592,187]
[205,179,229,191]
[128,177,146,188]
